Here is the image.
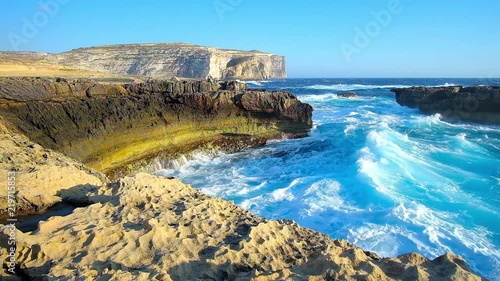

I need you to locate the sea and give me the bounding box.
[157,78,500,280]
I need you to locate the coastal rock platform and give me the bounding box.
[1,173,483,280]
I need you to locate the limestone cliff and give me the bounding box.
[0,78,483,280]
[48,43,287,80]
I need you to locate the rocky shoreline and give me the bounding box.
[0,77,312,179]
[0,78,484,280]
[392,86,500,124]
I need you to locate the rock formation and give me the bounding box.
[338,92,358,98]
[392,86,500,124]
[45,43,287,80]
[0,120,105,218]
[0,78,484,280]
[0,77,312,179]
[0,172,484,280]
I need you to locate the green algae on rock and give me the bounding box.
[0,77,312,178]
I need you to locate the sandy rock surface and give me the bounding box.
[1,173,483,280]
[0,121,105,218]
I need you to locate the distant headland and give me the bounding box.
[0,43,287,80]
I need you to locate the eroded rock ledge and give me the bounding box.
[0,77,312,179]
[391,86,500,124]
[0,172,483,280]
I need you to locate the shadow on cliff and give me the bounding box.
[167,220,261,280]
[56,184,101,206]
[2,261,52,281]
[13,184,104,233]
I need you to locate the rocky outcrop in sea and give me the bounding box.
[392,86,500,124]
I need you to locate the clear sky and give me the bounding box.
[1,0,499,78]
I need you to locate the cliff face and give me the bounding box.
[0,77,310,178]
[392,86,500,124]
[48,43,287,80]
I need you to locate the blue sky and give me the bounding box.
[1,0,499,78]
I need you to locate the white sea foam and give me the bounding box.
[390,202,500,259]
[344,124,357,135]
[302,179,346,215]
[299,93,338,102]
[345,117,359,123]
[155,150,225,171]
[244,80,264,86]
[239,80,272,86]
[240,179,300,213]
[346,200,500,269]
[414,113,444,125]
[455,132,468,141]
[347,224,412,257]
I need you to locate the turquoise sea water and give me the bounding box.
[158,78,500,280]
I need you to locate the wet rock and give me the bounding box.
[338,92,357,98]
[392,86,500,124]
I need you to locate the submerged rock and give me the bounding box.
[392,86,500,124]
[338,92,358,98]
